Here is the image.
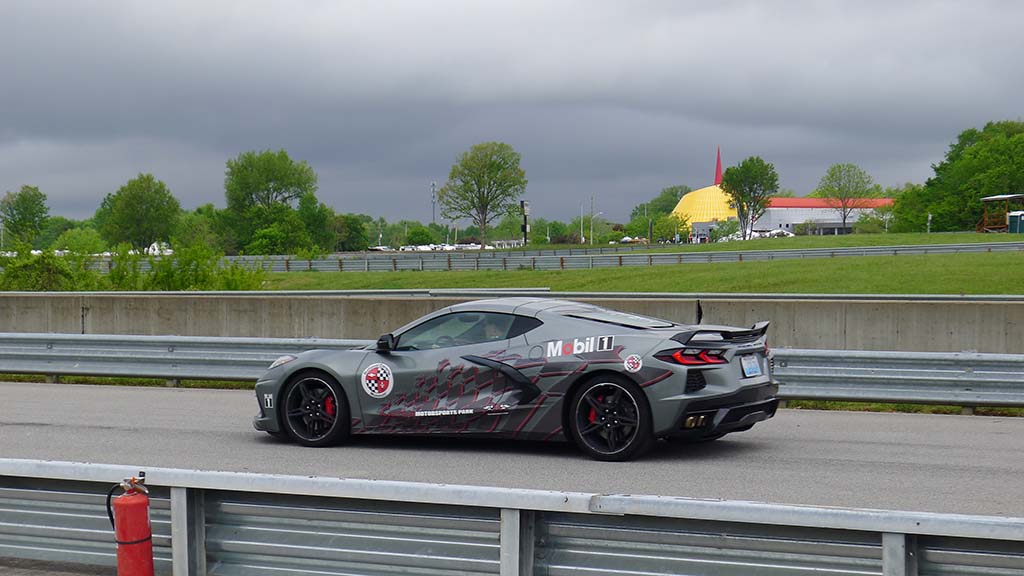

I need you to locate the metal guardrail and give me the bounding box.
[0,458,1021,576]
[0,333,1022,408]
[8,288,1024,301]
[0,333,371,383]
[249,240,1024,273]
[773,349,1024,407]
[82,241,1024,274]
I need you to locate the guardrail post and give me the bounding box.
[500,508,534,576]
[392,258,397,272]
[338,258,343,271]
[284,259,290,272]
[171,487,206,576]
[882,533,917,576]
[559,257,564,270]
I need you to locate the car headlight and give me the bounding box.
[268,355,297,370]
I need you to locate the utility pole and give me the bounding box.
[589,195,594,246]
[520,200,530,246]
[430,181,437,224]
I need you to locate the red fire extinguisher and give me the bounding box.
[106,472,154,576]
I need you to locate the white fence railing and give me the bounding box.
[1,459,1022,576]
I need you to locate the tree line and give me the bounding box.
[2,119,1021,262]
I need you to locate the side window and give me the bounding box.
[396,312,517,350]
[509,316,543,338]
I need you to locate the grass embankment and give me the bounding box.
[504,232,1022,254]
[1,373,250,389]
[266,251,1024,294]
[786,400,1024,417]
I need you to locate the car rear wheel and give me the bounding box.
[568,375,653,461]
[282,373,350,447]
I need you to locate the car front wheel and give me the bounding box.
[282,373,350,447]
[568,375,653,461]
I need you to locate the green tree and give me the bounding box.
[297,192,336,252]
[709,219,740,242]
[173,204,228,253]
[895,121,1024,231]
[34,215,80,250]
[225,149,318,212]
[244,204,313,255]
[332,214,370,251]
[51,227,106,254]
[653,213,688,242]
[96,174,181,249]
[406,226,436,246]
[720,156,779,240]
[438,142,527,247]
[1,185,49,246]
[811,163,876,229]
[0,249,76,291]
[629,185,691,220]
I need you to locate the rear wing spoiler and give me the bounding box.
[671,321,770,346]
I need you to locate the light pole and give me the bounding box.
[590,211,603,246]
[579,201,585,244]
[430,181,437,224]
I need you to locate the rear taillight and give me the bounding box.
[655,348,728,366]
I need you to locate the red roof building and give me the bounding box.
[767,197,894,209]
[755,197,894,234]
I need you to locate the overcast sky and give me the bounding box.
[2,1,1022,223]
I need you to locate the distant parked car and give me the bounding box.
[253,298,779,461]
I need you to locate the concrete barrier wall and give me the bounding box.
[0,293,1020,353]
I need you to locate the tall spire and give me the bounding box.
[714,146,723,186]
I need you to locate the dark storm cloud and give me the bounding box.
[2,1,1022,221]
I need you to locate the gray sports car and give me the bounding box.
[253,298,778,461]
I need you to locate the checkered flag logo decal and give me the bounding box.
[361,363,394,398]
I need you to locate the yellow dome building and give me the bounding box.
[671,184,736,224]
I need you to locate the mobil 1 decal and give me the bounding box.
[361,363,394,399]
[545,335,614,358]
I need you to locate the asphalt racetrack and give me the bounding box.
[2,381,1022,517]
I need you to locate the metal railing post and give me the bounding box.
[882,533,918,576]
[500,508,534,576]
[171,487,206,576]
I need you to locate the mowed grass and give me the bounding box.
[500,232,1023,254]
[265,251,1024,294]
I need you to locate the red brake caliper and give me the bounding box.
[325,396,336,417]
[588,396,601,424]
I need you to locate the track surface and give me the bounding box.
[2,382,1023,516]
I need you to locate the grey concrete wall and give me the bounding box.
[0,293,1020,353]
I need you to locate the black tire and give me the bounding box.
[281,373,350,447]
[568,375,653,461]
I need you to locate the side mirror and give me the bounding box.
[376,333,395,354]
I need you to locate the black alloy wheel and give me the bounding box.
[568,376,652,461]
[282,374,350,447]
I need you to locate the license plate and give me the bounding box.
[740,354,762,378]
